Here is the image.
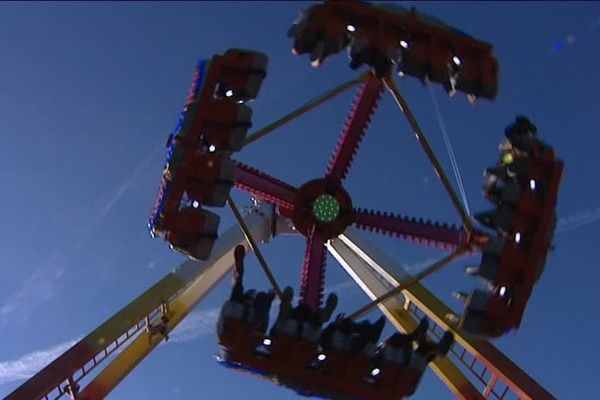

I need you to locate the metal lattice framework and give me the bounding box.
[232,74,483,314]
[5,69,555,400]
[4,0,561,393]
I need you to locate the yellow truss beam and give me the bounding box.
[334,227,555,400]
[77,208,273,399]
[328,236,484,400]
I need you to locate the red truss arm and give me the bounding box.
[353,208,468,250]
[235,162,297,212]
[299,231,327,311]
[326,76,384,181]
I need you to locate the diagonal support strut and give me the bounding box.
[243,74,367,147]
[383,77,473,233]
[347,249,467,320]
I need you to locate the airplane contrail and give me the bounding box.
[0,141,164,329]
[556,206,600,233]
[0,337,81,385]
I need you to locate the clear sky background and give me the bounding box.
[1,1,599,399]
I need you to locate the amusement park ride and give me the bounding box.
[6,1,563,399]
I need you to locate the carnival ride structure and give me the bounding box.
[5,1,562,399]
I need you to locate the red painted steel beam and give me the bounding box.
[299,231,327,311]
[353,208,466,250]
[234,162,297,212]
[326,76,383,181]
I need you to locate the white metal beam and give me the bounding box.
[327,233,483,400]
[332,226,555,400]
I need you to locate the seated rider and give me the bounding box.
[373,318,429,367]
[459,289,510,338]
[409,329,454,374]
[217,245,275,338]
[485,179,520,206]
[217,245,248,338]
[474,202,515,236]
[349,316,386,355]
[320,314,385,355]
[505,116,537,155]
[291,303,320,341]
[317,292,339,325]
[320,313,353,351]
[247,289,276,335]
[271,290,338,342]
[270,286,297,336]
[301,292,339,341]
[396,328,453,396]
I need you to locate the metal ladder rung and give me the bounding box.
[400,285,521,400]
[45,307,164,400]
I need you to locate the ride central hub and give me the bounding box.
[292,178,354,239]
[312,194,340,223]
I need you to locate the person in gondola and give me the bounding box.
[293,292,338,341]
[217,245,275,337]
[349,316,386,355]
[217,245,249,338]
[505,116,537,155]
[319,314,353,351]
[408,329,454,376]
[270,286,297,336]
[271,290,339,341]
[374,318,429,367]
[320,314,385,354]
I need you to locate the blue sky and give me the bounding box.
[0,1,599,399]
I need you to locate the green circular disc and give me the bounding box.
[312,194,340,223]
